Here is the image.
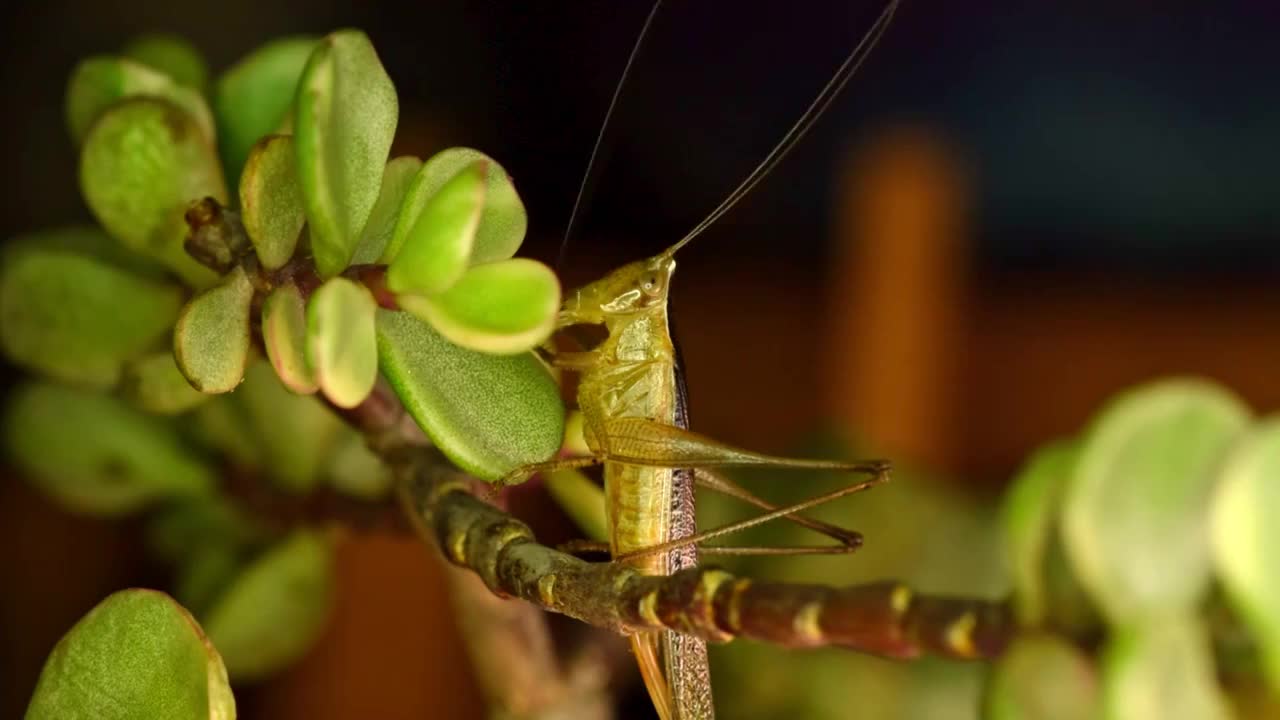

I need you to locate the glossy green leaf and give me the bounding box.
[239,135,305,270]
[351,155,422,264]
[0,248,182,387]
[214,36,318,186]
[80,98,224,286]
[122,34,209,91]
[235,360,343,493]
[67,56,215,144]
[397,257,559,355]
[26,589,234,720]
[261,282,316,393]
[2,382,214,515]
[122,351,211,415]
[1100,615,1230,720]
[1211,417,1280,692]
[325,429,392,500]
[306,277,377,408]
[1000,439,1078,626]
[546,468,608,543]
[386,159,486,294]
[174,266,253,394]
[986,634,1098,720]
[1061,378,1250,624]
[294,30,398,277]
[377,309,564,481]
[381,147,527,265]
[203,530,334,681]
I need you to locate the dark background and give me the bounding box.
[3,1,1280,718]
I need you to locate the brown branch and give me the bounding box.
[394,446,1014,661]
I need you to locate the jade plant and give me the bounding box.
[4,28,1280,720]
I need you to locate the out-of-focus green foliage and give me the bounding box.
[202,530,335,681]
[3,382,214,515]
[66,56,214,145]
[986,634,1097,720]
[25,590,235,720]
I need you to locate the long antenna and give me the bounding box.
[664,0,901,257]
[557,0,663,271]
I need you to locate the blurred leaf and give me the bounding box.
[122,34,209,91]
[398,257,559,355]
[214,36,318,186]
[175,544,244,619]
[79,97,224,286]
[236,360,344,493]
[67,56,215,144]
[1061,378,1250,625]
[1000,439,1078,626]
[545,469,608,542]
[0,247,182,387]
[239,134,304,270]
[26,589,234,720]
[203,530,334,681]
[174,266,253,394]
[381,147,526,265]
[325,429,392,500]
[188,396,260,467]
[1101,614,1231,720]
[3,224,168,279]
[147,496,262,565]
[3,382,214,515]
[386,159,486,295]
[351,155,422,264]
[985,634,1098,720]
[306,277,377,408]
[294,30,398,277]
[1211,417,1280,692]
[376,309,564,481]
[122,351,211,414]
[261,282,316,394]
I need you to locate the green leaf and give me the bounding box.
[1100,615,1231,720]
[122,34,209,91]
[235,360,343,493]
[397,257,559,355]
[386,159,486,295]
[79,97,224,286]
[0,247,182,387]
[294,30,398,277]
[1000,439,1078,626]
[261,282,316,393]
[985,634,1098,720]
[214,36,318,186]
[239,135,305,270]
[377,309,564,481]
[203,530,334,681]
[26,589,234,720]
[188,396,261,467]
[1061,378,1250,625]
[67,56,215,145]
[174,266,253,394]
[325,429,392,500]
[1211,416,1280,692]
[306,277,377,408]
[381,147,527,265]
[351,155,422,264]
[3,225,169,280]
[2,382,214,516]
[121,351,211,415]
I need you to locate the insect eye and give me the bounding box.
[640,275,661,296]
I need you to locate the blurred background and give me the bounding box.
[2,1,1279,718]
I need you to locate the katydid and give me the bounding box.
[496,1,996,718]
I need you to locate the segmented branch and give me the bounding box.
[397,448,1014,661]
